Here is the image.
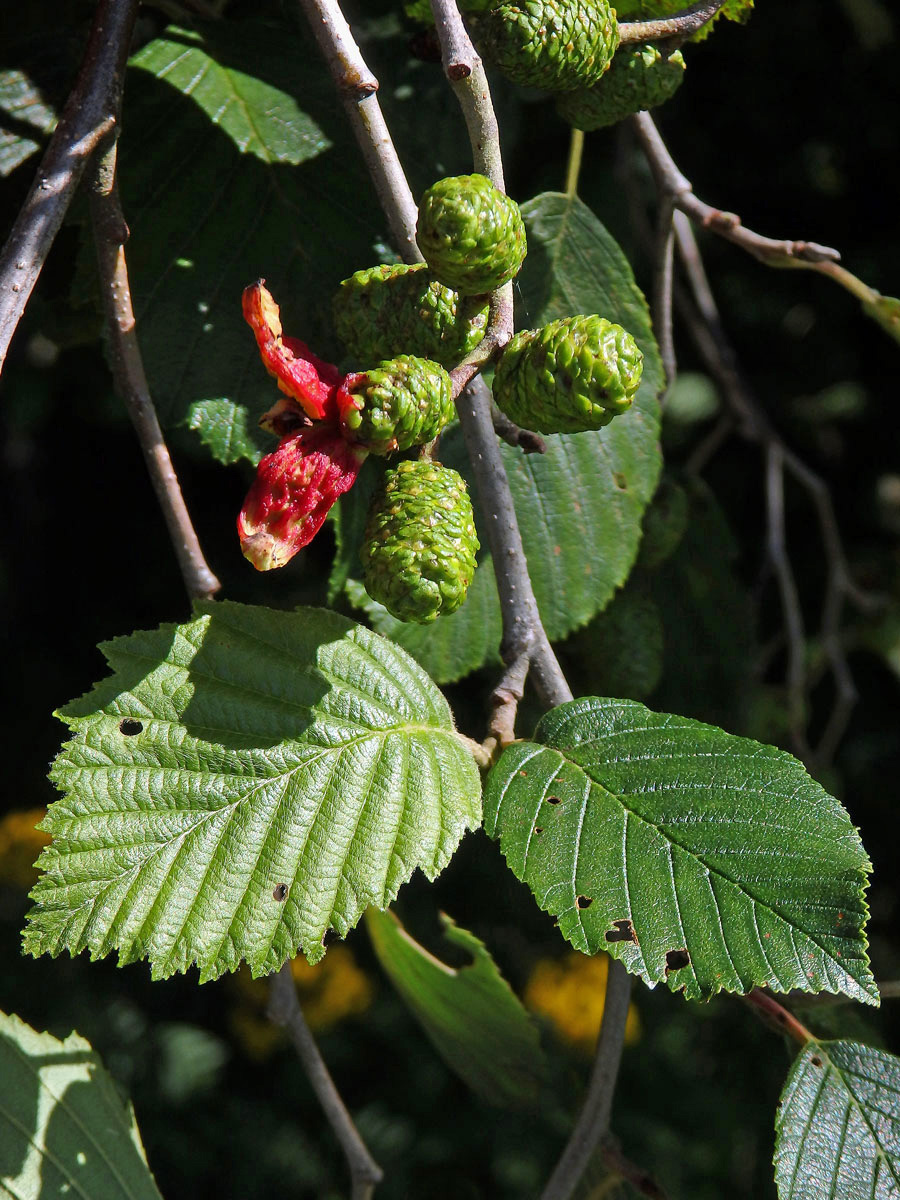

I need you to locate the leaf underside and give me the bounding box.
[0,1011,162,1200]
[24,602,482,981]
[345,194,663,683]
[775,1039,900,1199]
[366,908,547,1109]
[484,697,876,1004]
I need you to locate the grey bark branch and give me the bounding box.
[269,965,383,1200]
[89,134,221,604]
[540,961,633,1200]
[0,0,140,375]
[619,0,726,43]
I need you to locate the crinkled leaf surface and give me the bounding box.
[115,21,382,465]
[24,602,481,980]
[775,1039,900,1199]
[345,194,662,682]
[366,908,547,1109]
[484,697,875,1003]
[0,1011,162,1200]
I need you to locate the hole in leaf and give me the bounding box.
[533,826,543,835]
[118,719,143,736]
[614,473,628,490]
[545,795,561,805]
[665,948,691,974]
[576,895,593,910]
[811,1055,823,1067]
[605,918,638,944]
[273,883,288,902]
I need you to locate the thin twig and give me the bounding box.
[486,650,531,752]
[653,195,677,388]
[540,961,633,1200]
[0,0,139,374]
[765,443,810,760]
[633,112,845,276]
[89,134,221,604]
[491,402,546,454]
[565,128,584,200]
[742,988,814,1046]
[619,0,726,43]
[297,0,421,263]
[269,965,383,1200]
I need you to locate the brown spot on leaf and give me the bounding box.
[811,1055,823,1067]
[605,918,638,944]
[665,948,691,974]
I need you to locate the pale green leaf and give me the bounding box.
[0,1011,162,1200]
[345,195,662,682]
[24,602,482,980]
[484,697,876,1004]
[775,1039,900,1199]
[366,908,547,1109]
[115,21,383,464]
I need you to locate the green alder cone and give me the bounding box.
[557,44,686,131]
[340,356,455,456]
[416,174,527,296]
[493,314,644,433]
[480,0,620,92]
[362,460,480,623]
[332,263,489,369]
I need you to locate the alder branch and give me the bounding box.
[0,0,139,375]
[540,960,633,1200]
[491,402,546,454]
[619,0,726,44]
[653,194,677,387]
[672,213,877,770]
[743,988,814,1046]
[632,112,844,274]
[89,134,221,604]
[269,965,383,1200]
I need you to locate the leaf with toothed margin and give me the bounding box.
[23,602,482,981]
[484,697,876,1004]
[775,1039,900,1199]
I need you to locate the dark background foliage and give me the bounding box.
[1,1,898,1196]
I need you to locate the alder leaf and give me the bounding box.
[24,602,482,980]
[775,1039,900,1199]
[344,193,662,682]
[0,1011,162,1199]
[366,908,547,1108]
[111,21,382,465]
[484,697,876,1004]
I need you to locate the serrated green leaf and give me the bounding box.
[366,908,547,1108]
[0,1011,162,1200]
[0,58,57,178]
[484,697,875,1004]
[775,1039,900,1199]
[24,602,482,981]
[345,195,662,683]
[112,21,383,465]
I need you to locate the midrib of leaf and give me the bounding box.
[504,742,869,992]
[0,1039,144,1200]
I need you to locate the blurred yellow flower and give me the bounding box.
[0,808,50,889]
[229,945,375,1059]
[524,952,641,1053]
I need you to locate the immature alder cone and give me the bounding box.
[362,460,479,624]
[481,0,620,92]
[493,314,644,433]
[332,263,488,368]
[557,44,686,130]
[337,355,455,456]
[416,174,527,296]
